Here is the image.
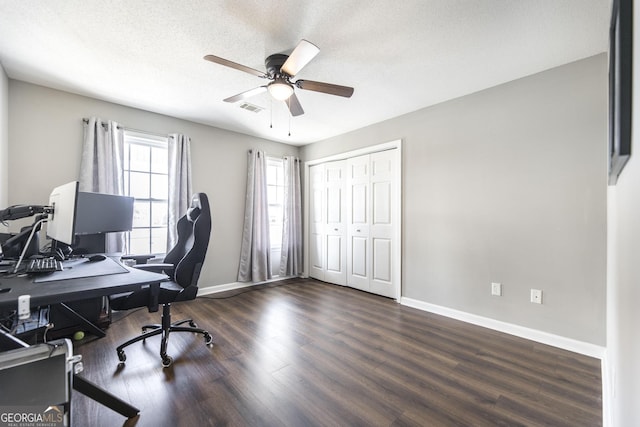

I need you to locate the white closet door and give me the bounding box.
[308,164,325,280]
[369,150,396,298]
[306,143,400,300]
[323,161,347,285]
[347,155,371,291]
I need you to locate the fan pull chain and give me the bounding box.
[270,99,273,129]
[287,97,291,137]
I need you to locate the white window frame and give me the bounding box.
[266,156,285,276]
[122,131,169,255]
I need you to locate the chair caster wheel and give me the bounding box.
[117,350,126,363]
[161,356,173,368]
[204,333,213,346]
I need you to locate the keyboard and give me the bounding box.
[25,257,63,274]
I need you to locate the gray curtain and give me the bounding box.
[79,117,125,252]
[167,133,192,251]
[238,150,271,282]
[280,156,302,276]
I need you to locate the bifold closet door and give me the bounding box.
[346,155,370,291]
[368,150,395,298]
[308,161,347,285]
[347,150,397,298]
[308,164,325,280]
[310,149,397,299]
[323,161,347,285]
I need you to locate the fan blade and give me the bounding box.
[204,54,267,78]
[296,80,354,98]
[286,93,304,116]
[224,86,267,103]
[281,39,320,77]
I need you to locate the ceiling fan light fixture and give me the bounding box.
[205,39,354,118]
[268,80,294,100]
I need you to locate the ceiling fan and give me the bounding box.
[204,39,354,117]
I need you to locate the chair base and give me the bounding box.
[116,303,212,368]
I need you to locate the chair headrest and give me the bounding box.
[186,193,204,222]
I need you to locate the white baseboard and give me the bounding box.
[197,281,254,296]
[400,297,606,360]
[197,276,295,296]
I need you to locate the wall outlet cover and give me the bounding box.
[18,294,31,319]
[530,289,542,304]
[491,282,502,296]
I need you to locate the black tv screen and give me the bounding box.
[74,192,134,235]
[608,0,633,185]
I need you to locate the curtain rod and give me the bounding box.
[248,149,299,160]
[82,118,173,139]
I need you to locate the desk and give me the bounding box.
[0,259,167,420]
[0,258,166,309]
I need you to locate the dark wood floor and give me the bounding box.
[72,278,601,426]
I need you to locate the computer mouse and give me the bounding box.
[88,254,107,262]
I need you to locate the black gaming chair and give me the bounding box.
[110,193,212,368]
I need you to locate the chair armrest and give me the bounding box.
[121,254,155,264]
[133,263,174,275]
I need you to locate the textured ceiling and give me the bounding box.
[0,0,610,146]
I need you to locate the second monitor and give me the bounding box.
[74,192,134,235]
[73,192,134,254]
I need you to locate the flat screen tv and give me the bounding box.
[608,0,633,185]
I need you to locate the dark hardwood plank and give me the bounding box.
[71,278,601,426]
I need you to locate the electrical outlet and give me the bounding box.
[530,289,542,304]
[491,282,502,296]
[18,295,31,320]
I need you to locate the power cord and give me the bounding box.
[42,322,54,343]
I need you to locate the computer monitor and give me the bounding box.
[74,192,134,235]
[46,181,79,246]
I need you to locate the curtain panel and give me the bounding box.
[167,134,193,251]
[238,150,271,282]
[280,156,302,276]
[79,117,125,252]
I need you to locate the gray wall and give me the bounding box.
[301,54,607,345]
[606,3,640,423]
[7,80,299,286]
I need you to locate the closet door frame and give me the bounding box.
[303,140,402,301]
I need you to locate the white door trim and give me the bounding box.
[303,140,402,300]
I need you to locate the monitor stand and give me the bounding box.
[72,234,106,254]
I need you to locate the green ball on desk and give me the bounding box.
[73,331,85,341]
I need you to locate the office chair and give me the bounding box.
[110,193,212,368]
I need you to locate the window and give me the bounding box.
[266,157,285,275]
[123,131,169,254]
